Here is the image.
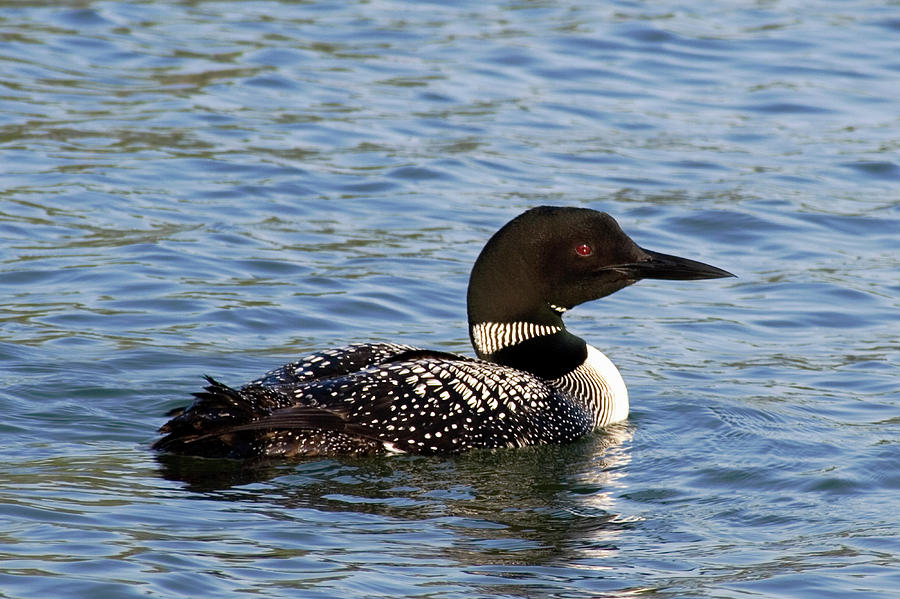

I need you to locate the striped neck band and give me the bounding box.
[470,321,562,356]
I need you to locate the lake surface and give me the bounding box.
[1,1,898,597]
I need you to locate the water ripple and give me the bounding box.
[2,1,899,598]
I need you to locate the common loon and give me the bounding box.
[153,206,733,458]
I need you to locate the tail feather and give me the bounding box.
[153,376,283,457]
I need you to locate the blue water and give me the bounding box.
[2,1,898,597]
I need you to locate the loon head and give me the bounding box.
[466,206,733,362]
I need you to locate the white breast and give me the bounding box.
[551,344,629,428]
[585,344,629,425]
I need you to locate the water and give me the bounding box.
[1,1,898,597]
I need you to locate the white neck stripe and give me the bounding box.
[470,321,562,356]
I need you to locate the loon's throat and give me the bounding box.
[471,324,587,381]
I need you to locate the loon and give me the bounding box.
[153,206,733,458]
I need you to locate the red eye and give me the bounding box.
[575,243,593,257]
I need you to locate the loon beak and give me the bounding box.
[603,248,736,281]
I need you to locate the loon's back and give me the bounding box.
[153,343,594,458]
[154,206,732,459]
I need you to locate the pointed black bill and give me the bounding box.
[601,248,735,281]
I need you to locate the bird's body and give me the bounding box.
[154,207,732,459]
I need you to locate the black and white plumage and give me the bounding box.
[154,206,733,459]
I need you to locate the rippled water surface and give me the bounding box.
[2,1,899,597]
